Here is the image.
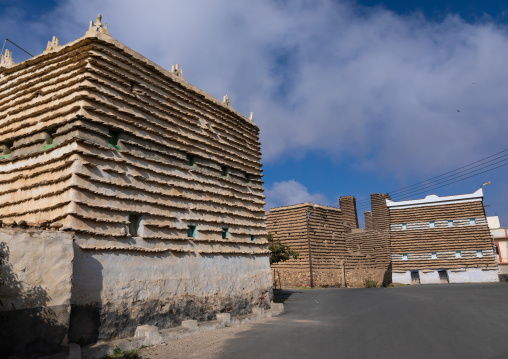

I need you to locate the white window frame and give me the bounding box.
[429,221,435,228]
[476,249,483,258]
[402,253,408,261]
[448,220,454,227]
[455,250,462,259]
[431,252,437,259]
[402,223,407,230]
[470,218,476,225]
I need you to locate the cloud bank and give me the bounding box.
[264,180,329,210]
[3,0,508,178]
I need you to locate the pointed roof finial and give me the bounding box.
[86,14,111,36]
[222,95,231,106]
[44,36,61,52]
[170,64,184,78]
[0,49,15,68]
[249,112,254,121]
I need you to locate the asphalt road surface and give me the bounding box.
[219,283,508,359]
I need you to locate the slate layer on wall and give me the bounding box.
[0,32,268,256]
[0,28,272,349]
[389,200,497,271]
[267,201,391,288]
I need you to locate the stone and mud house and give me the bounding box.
[388,188,498,285]
[267,189,498,287]
[267,195,391,288]
[0,16,271,355]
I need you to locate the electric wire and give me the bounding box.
[353,147,508,211]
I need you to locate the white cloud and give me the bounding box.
[3,0,508,178]
[264,180,329,210]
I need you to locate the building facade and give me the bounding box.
[0,16,271,354]
[388,188,498,285]
[487,216,508,280]
[267,196,391,288]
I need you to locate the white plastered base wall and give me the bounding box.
[393,268,499,285]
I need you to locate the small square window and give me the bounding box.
[431,252,437,259]
[244,172,251,183]
[455,250,462,259]
[187,225,198,238]
[470,218,476,225]
[43,128,57,151]
[1,142,12,159]
[220,165,229,177]
[476,249,483,258]
[128,214,141,236]
[250,235,255,241]
[402,223,407,230]
[108,129,120,150]
[186,153,196,167]
[429,221,435,228]
[448,220,454,227]
[222,227,231,239]
[402,253,408,261]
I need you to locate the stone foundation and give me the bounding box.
[70,247,272,344]
[273,267,390,288]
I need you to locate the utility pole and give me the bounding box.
[306,208,314,288]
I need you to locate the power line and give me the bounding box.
[1,38,34,58]
[353,148,508,211]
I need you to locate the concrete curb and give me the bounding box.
[76,302,284,359]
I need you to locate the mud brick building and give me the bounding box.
[388,188,498,284]
[267,196,391,288]
[0,16,271,355]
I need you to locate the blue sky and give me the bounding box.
[2,0,508,226]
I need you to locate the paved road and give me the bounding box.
[220,283,508,359]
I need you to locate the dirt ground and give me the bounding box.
[137,317,278,359]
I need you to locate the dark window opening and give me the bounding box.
[43,128,57,151]
[438,270,449,284]
[221,165,229,177]
[44,129,57,145]
[108,129,120,150]
[222,227,230,239]
[128,214,141,236]
[186,153,196,167]
[250,235,255,241]
[244,172,251,183]
[410,270,420,285]
[1,142,12,158]
[187,225,198,238]
[129,81,136,93]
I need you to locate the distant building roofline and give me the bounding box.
[386,188,483,210]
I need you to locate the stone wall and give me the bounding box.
[0,22,272,354]
[0,227,74,356]
[268,200,391,288]
[69,247,271,344]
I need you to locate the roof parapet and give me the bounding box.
[386,187,484,209]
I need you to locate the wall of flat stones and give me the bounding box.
[268,201,391,288]
[0,228,74,356]
[69,246,272,344]
[0,31,272,353]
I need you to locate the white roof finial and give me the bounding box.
[86,14,111,36]
[0,49,15,67]
[44,36,61,52]
[223,95,231,106]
